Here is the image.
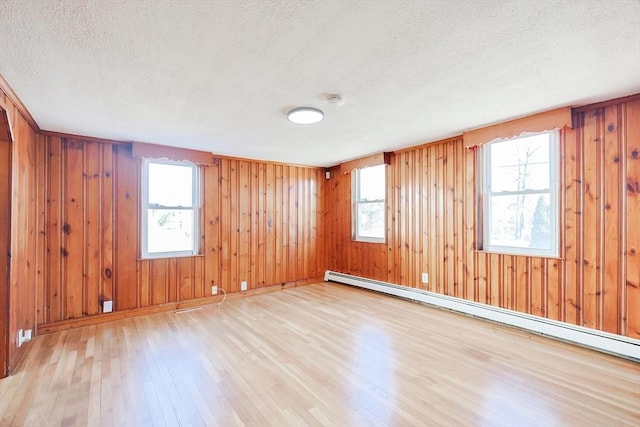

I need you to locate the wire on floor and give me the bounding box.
[217,288,227,307]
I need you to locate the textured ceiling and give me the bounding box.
[1,0,639,167]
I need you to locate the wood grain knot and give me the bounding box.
[104,268,112,278]
[607,123,615,132]
[62,223,71,234]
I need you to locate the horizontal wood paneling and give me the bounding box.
[326,98,640,339]
[35,138,327,326]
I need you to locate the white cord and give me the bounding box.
[217,288,227,307]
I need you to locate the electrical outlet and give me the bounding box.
[16,329,31,347]
[103,300,113,313]
[212,285,218,295]
[421,272,429,284]
[241,281,248,291]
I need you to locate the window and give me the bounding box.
[481,130,558,257]
[353,164,386,243]
[142,159,199,258]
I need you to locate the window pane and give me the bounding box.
[359,165,386,201]
[147,209,194,253]
[490,134,550,192]
[148,163,193,207]
[488,193,551,250]
[357,202,385,239]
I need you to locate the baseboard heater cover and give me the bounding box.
[324,270,640,361]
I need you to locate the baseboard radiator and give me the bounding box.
[324,270,640,361]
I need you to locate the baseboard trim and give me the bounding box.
[38,278,321,334]
[324,270,640,361]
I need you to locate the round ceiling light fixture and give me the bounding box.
[287,107,324,125]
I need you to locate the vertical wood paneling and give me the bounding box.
[220,159,232,291]
[531,258,544,317]
[100,144,114,309]
[46,137,63,323]
[0,137,11,377]
[582,110,600,329]
[30,141,325,327]
[178,257,192,301]
[626,100,640,338]
[62,140,84,319]
[602,105,621,332]
[138,259,150,307]
[203,160,221,294]
[238,161,250,289]
[265,164,275,286]
[150,259,168,306]
[547,259,561,321]
[113,145,138,310]
[193,256,203,299]
[229,160,239,293]
[6,97,39,370]
[35,135,47,326]
[326,96,640,338]
[564,123,579,324]
[463,148,475,301]
[288,167,298,282]
[84,142,101,316]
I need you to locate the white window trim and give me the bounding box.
[481,130,559,258]
[141,158,200,259]
[352,165,386,244]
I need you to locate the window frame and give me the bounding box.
[141,158,200,259]
[481,130,559,258]
[352,164,387,244]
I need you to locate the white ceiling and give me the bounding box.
[1,1,639,167]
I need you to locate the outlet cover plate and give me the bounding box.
[241,281,248,291]
[103,300,113,313]
[421,272,429,284]
[212,285,218,295]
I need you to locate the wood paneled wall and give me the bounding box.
[0,87,41,372]
[35,137,327,326]
[0,136,11,377]
[326,97,640,339]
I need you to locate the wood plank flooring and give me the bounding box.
[1,283,639,426]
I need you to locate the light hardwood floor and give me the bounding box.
[1,283,639,426]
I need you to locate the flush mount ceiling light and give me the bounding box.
[287,107,324,124]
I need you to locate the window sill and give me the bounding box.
[473,249,564,260]
[138,253,204,261]
[352,238,386,244]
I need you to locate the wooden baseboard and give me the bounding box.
[37,278,322,334]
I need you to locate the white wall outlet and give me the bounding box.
[421,272,429,284]
[16,329,31,347]
[103,300,113,313]
[240,281,248,291]
[212,285,218,295]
